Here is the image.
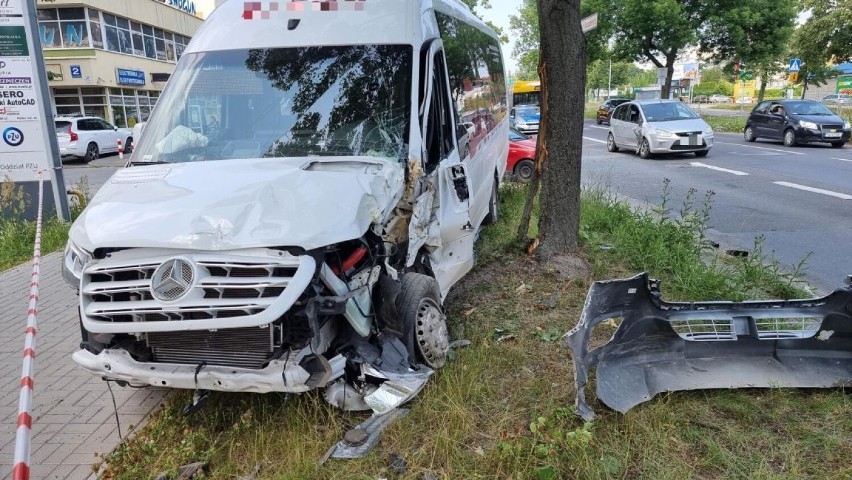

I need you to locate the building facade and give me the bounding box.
[36,0,203,127]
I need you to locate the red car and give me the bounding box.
[507,127,536,181]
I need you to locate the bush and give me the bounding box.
[693,80,734,96]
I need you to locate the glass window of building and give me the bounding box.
[88,9,103,49]
[38,8,90,49]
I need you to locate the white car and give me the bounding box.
[822,94,850,105]
[54,116,134,163]
[607,100,713,158]
[709,94,732,104]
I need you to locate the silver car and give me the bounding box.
[606,100,714,158]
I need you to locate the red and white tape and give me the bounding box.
[13,171,45,480]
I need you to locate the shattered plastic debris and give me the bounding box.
[566,273,852,421]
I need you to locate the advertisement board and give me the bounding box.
[837,75,852,95]
[0,0,69,219]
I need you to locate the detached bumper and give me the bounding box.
[566,273,852,421]
[73,348,345,393]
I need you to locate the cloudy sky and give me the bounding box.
[193,0,522,72]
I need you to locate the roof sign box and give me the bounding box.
[838,75,852,95]
[154,0,197,16]
[116,68,146,86]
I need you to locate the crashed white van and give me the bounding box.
[62,0,508,413]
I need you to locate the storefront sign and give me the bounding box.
[0,25,29,56]
[154,0,197,16]
[116,68,146,86]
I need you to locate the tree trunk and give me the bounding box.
[661,52,676,99]
[801,75,808,99]
[532,0,585,259]
[517,57,549,243]
[757,74,768,103]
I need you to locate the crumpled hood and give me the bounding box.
[70,157,404,252]
[649,118,710,133]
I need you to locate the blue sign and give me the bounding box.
[3,127,24,147]
[70,65,82,78]
[789,58,802,73]
[116,68,146,86]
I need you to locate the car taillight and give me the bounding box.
[68,126,78,141]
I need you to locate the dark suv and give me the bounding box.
[744,99,851,148]
[596,98,630,125]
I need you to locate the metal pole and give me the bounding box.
[607,59,612,100]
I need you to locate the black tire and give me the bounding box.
[830,141,845,148]
[694,150,709,157]
[513,159,535,181]
[84,142,99,163]
[638,138,652,159]
[783,129,797,147]
[483,176,499,224]
[397,273,448,369]
[125,137,133,153]
[606,132,619,152]
[744,125,757,142]
[596,117,603,125]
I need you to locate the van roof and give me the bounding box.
[188,0,495,54]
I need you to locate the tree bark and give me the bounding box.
[532,0,585,260]
[757,73,768,103]
[517,57,548,243]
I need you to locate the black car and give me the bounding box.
[744,99,851,148]
[596,98,630,125]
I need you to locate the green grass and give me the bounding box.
[98,180,850,479]
[0,177,89,271]
[704,115,747,133]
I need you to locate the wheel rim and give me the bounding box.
[641,140,649,157]
[607,134,615,151]
[415,298,449,369]
[745,127,752,141]
[87,144,98,159]
[518,162,533,179]
[785,131,794,145]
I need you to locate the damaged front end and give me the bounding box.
[566,273,852,421]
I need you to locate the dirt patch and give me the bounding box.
[544,253,591,280]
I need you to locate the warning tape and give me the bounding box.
[13,171,45,480]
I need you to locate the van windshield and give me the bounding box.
[132,45,413,164]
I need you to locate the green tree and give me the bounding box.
[700,67,729,84]
[701,0,797,102]
[793,0,852,97]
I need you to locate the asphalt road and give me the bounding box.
[581,120,852,293]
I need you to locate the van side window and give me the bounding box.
[425,55,454,173]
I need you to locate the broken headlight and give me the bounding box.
[62,240,91,289]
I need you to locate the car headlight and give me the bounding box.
[654,129,678,139]
[844,121,851,130]
[62,240,91,289]
[799,120,818,130]
[703,126,714,135]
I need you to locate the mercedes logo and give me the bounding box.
[151,258,195,301]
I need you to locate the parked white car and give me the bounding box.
[822,94,850,105]
[54,116,134,163]
[709,94,732,103]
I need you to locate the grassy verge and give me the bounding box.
[0,178,90,271]
[704,115,747,133]
[99,183,849,480]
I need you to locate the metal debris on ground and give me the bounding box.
[155,461,207,480]
[566,273,852,421]
[320,408,410,462]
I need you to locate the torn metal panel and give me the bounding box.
[321,408,410,462]
[566,273,852,421]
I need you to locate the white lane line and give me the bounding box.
[690,162,749,176]
[583,136,607,144]
[774,181,852,200]
[587,125,610,130]
[715,141,806,156]
[832,157,852,162]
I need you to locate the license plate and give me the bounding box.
[685,134,702,146]
[825,131,842,138]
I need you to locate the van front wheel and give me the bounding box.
[397,273,448,369]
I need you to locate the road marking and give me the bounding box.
[831,157,852,162]
[587,125,610,130]
[715,141,806,155]
[773,181,852,200]
[690,162,749,176]
[583,136,607,144]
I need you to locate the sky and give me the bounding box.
[193,0,522,72]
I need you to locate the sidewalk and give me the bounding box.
[0,253,166,479]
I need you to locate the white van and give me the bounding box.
[62,0,508,408]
